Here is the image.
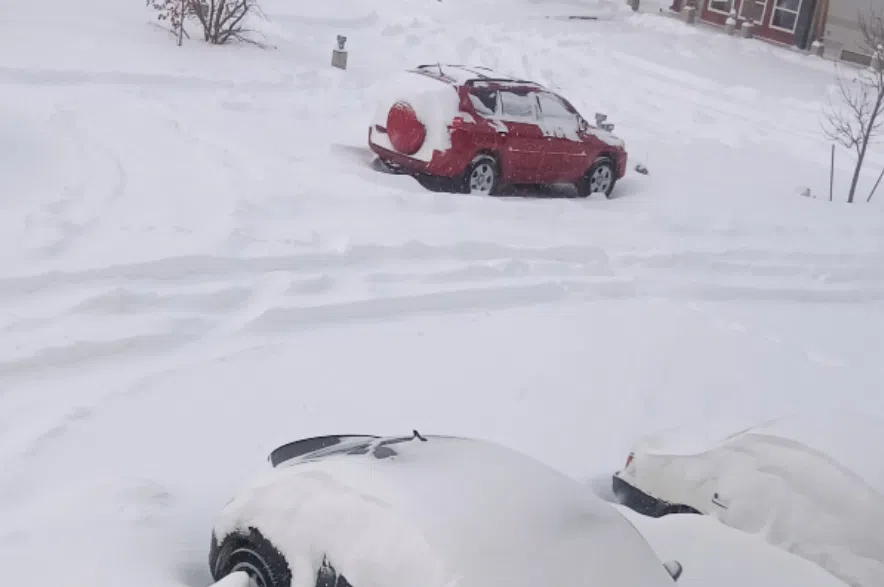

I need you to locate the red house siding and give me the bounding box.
[701,0,800,46]
[668,0,816,49]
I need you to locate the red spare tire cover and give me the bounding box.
[386,101,426,155]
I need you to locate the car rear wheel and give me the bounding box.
[463,155,500,195]
[577,157,616,198]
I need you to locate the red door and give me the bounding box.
[535,92,591,183]
[496,89,547,183]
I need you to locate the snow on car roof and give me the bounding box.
[638,410,884,495]
[409,64,544,89]
[742,410,884,494]
[214,435,676,587]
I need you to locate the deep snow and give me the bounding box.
[1,0,883,585]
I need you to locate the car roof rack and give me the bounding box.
[463,78,544,88]
[410,64,544,87]
[414,63,495,77]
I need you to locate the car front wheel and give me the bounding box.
[213,531,291,587]
[577,157,616,198]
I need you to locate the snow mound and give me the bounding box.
[214,437,677,587]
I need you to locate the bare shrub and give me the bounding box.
[822,8,884,203]
[147,0,267,47]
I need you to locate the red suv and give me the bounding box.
[368,64,628,197]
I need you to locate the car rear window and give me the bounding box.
[468,88,498,116]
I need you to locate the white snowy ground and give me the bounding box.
[2,0,884,585]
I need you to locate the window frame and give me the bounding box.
[707,0,733,17]
[496,88,541,122]
[769,0,802,33]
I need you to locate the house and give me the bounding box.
[668,0,882,64]
[821,0,883,64]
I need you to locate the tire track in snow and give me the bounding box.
[0,66,295,90]
[28,107,129,260]
[2,244,884,384]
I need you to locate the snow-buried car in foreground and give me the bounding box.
[209,432,684,587]
[612,411,884,587]
[368,64,630,197]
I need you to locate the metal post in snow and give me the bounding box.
[866,167,884,202]
[332,35,348,70]
[829,144,835,202]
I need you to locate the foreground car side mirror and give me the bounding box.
[663,560,683,582]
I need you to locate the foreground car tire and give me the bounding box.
[577,157,616,198]
[462,155,500,195]
[213,531,291,587]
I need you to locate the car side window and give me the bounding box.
[468,88,498,117]
[499,90,537,121]
[537,93,579,129]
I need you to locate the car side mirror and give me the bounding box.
[594,112,615,132]
[663,560,683,582]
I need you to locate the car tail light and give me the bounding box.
[624,452,634,469]
[451,116,468,129]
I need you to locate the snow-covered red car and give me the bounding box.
[209,432,685,587]
[368,65,628,197]
[612,411,884,587]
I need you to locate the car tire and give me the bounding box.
[213,530,292,587]
[577,156,616,198]
[462,155,500,195]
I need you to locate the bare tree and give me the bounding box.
[822,7,884,203]
[191,0,265,45]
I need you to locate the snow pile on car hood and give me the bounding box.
[618,505,849,587]
[213,436,677,587]
[369,71,461,162]
[586,125,625,148]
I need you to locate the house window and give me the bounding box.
[738,0,768,24]
[708,0,731,14]
[770,0,801,32]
